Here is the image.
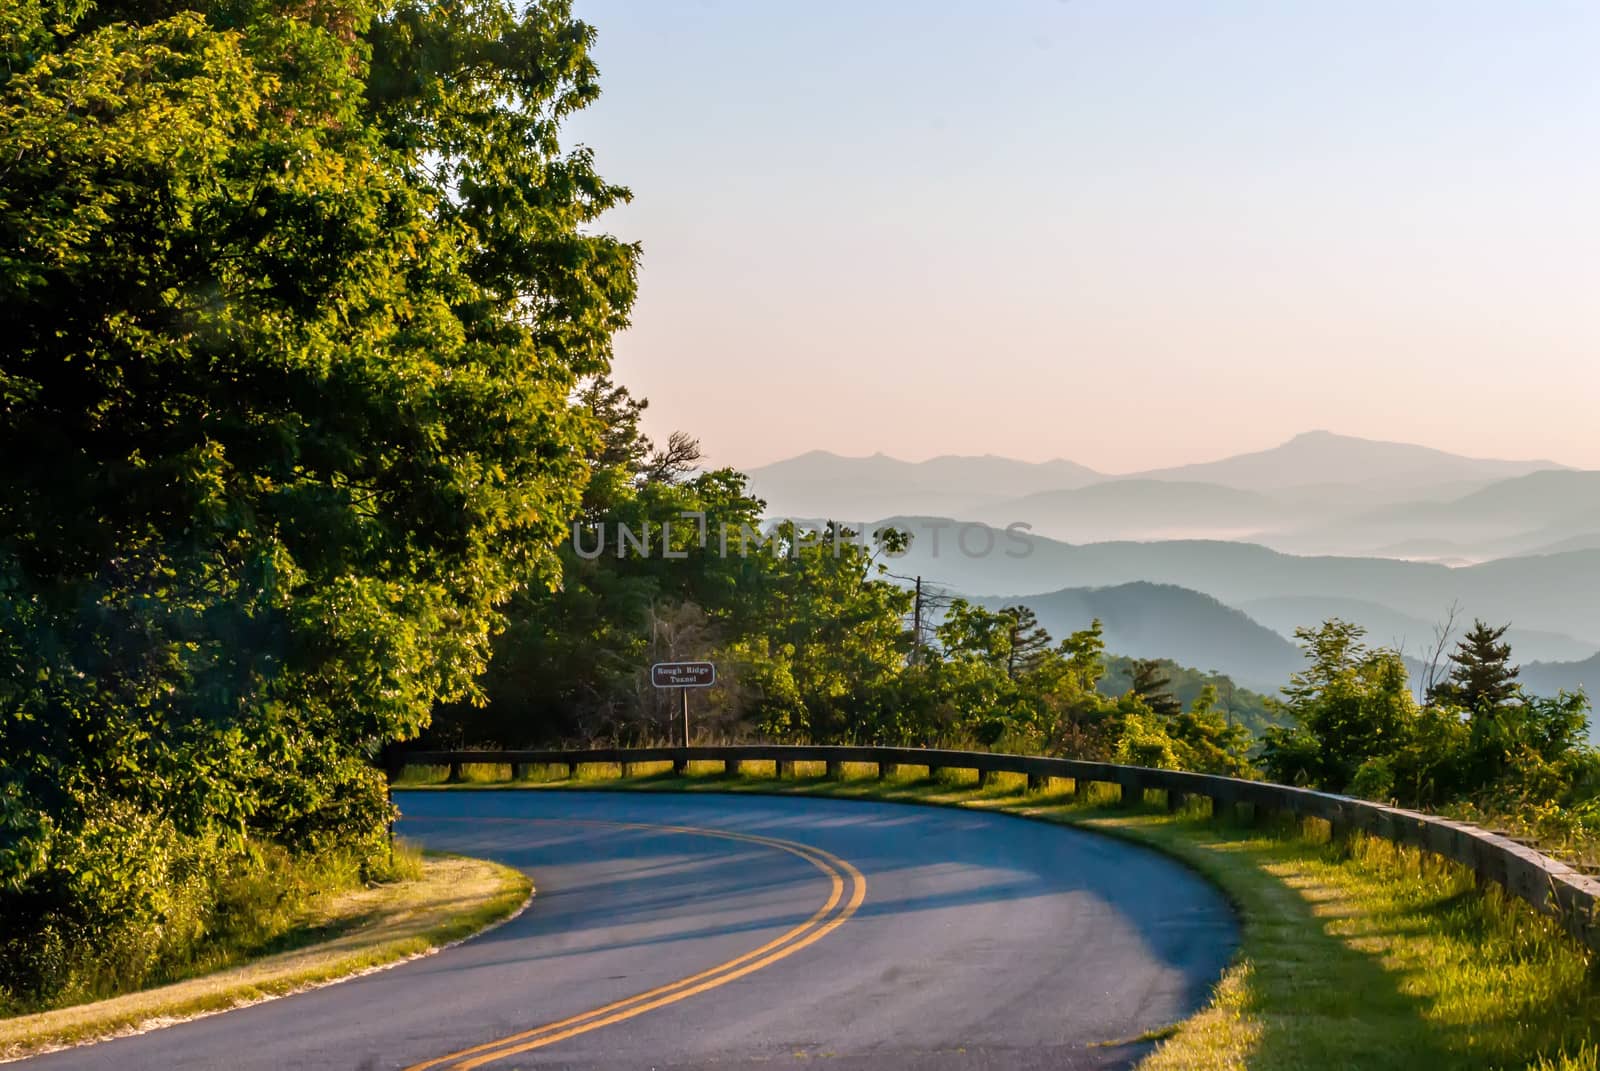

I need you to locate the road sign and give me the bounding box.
[651,661,716,688]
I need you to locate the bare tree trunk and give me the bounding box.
[1421,600,1461,703]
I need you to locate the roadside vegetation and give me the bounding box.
[0,838,419,1018]
[399,764,1600,1070]
[0,849,530,1059]
[2,0,633,1014]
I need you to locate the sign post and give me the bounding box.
[650,661,716,746]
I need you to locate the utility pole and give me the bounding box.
[912,575,923,666]
[884,569,934,667]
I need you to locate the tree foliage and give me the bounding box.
[451,485,1263,780]
[1099,657,1279,737]
[1,0,634,1005]
[431,380,917,748]
[1430,619,1521,713]
[1263,620,1595,815]
[1127,659,1183,718]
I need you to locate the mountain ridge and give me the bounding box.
[871,516,1600,647]
[972,581,1303,691]
[1130,430,1566,491]
[747,431,1568,492]
[746,432,1578,549]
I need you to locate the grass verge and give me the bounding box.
[0,850,531,1062]
[399,760,1600,1070]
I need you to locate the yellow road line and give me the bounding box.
[415,833,844,1069]
[402,818,867,1071]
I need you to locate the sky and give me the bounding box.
[565,0,1600,473]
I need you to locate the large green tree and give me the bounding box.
[1261,620,1418,789]
[0,0,634,999]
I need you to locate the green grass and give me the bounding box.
[3,834,438,1017]
[0,849,531,1060]
[403,761,1600,1070]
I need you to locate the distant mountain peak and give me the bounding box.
[1130,430,1566,490]
[747,435,1578,552]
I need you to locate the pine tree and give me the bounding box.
[1129,659,1183,718]
[1432,620,1520,713]
[1000,605,1053,680]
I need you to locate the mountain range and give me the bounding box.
[871,520,1600,700]
[1128,430,1562,493]
[974,583,1303,691]
[748,431,1592,562]
[895,525,1599,644]
[748,431,1597,717]
[1523,654,1600,699]
[952,580,1595,715]
[1236,595,1597,665]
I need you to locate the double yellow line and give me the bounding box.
[403,818,867,1071]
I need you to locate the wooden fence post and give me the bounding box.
[1119,775,1142,808]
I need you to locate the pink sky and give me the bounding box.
[572,0,1600,473]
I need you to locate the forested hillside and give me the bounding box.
[976,583,1303,691]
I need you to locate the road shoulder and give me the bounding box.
[0,853,532,1063]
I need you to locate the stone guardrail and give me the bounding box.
[395,744,1600,952]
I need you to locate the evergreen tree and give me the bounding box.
[1129,659,1182,717]
[1432,620,1520,713]
[1000,605,1053,680]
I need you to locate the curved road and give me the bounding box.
[23,791,1237,1070]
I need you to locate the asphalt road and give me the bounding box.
[23,790,1238,1071]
